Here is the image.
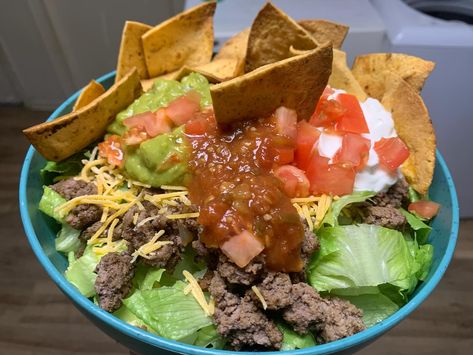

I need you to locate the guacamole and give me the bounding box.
[107,73,211,187]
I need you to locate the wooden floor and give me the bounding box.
[1,106,472,354]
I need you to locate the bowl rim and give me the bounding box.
[19,71,460,355]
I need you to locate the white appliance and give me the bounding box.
[185,0,473,216]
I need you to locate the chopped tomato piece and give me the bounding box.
[273,147,295,165]
[333,133,371,171]
[306,154,355,196]
[221,230,265,268]
[273,165,310,198]
[294,121,320,170]
[320,86,335,100]
[123,111,154,129]
[310,98,346,128]
[165,91,201,126]
[98,135,124,167]
[408,201,440,219]
[374,137,410,171]
[185,109,217,136]
[274,106,297,141]
[123,109,173,138]
[335,93,370,134]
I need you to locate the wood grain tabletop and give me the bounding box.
[1,106,471,354]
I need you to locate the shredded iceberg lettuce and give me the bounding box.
[38,186,66,223]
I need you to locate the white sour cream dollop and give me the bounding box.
[316,90,400,193]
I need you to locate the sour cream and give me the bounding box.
[316,89,400,193]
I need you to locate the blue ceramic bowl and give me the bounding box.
[20,72,460,355]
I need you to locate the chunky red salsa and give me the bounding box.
[185,110,304,272]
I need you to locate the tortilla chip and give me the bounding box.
[142,2,216,77]
[23,69,142,161]
[211,44,332,124]
[352,53,435,100]
[245,3,318,73]
[115,21,152,82]
[72,80,105,111]
[298,19,349,48]
[329,49,367,101]
[381,71,436,194]
[141,66,222,92]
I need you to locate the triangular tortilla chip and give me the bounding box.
[381,71,436,194]
[141,66,222,92]
[352,53,435,100]
[72,80,105,111]
[211,44,332,124]
[245,3,318,73]
[298,19,349,48]
[23,69,142,161]
[329,49,367,101]
[142,2,216,77]
[115,21,152,82]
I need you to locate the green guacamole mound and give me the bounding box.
[107,72,212,187]
[107,73,212,136]
[124,126,190,187]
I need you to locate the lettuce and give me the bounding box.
[40,151,86,183]
[123,281,213,341]
[400,208,432,244]
[194,325,226,349]
[38,186,67,223]
[132,263,165,291]
[114,304,156,333]
[277,322,316,350]
[341,293,399,328]
[322,191,375,227]
[64,246,101,297]
[55,224,81,253]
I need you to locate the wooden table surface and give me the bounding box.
[2,106,472,354]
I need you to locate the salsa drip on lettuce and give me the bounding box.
[23,1,442,352]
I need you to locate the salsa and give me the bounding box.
[186,111,305,272]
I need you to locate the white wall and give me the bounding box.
[0,0,183,109]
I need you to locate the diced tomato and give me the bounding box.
[273,165,310,198]
[123,109,173,138]
[220,230,265,268]
[335,93,370,134]
[123,111,154,129]
[306,154,355,196]
[274,106,298,141]
[294,121,320,170]
[374,137,410,171]
[273,147,295,165]
[185,109,217,136]
[165,91,201,126]
[408,201,441,219]
[333,133,371,171]
[98,135,124,167]
[320,86,335,100]
[122,127,149,146]
[310,98,346,128]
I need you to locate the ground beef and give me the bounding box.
[282,283,365,342]
[217,253,265,286]
[371,179,409,208]
[301,221,320,266]
[209,273,283,350]
[51,178,102,230]
[79,221,102,242]
[94,252,135,312]
[66,203,102,230]
[50,178,97,200]
[118,203,186,270]
[316,296,365,344]
[249,272,292,310]
[363,206,406,230]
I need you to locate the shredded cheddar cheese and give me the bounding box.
[182,270,213,316]
[251,286,268,310]
[160,185,187,191]
[293,194,333,230]
[167,212,200,219]
[130,230,172,263]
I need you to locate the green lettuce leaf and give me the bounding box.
[341,293,399,328]
[308,224,417,292]
[322,191,375,227]
[38,186,67,223]
[114,304,156,333]
[123,281,212,341]
[407,186,421,203]
[64,246,100,297]
[194,325,226,349]
[400,208,432,244]
[40,151,86,183]
[132,263,165,291]
[55,224,81,253]
[277,322,316,350]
